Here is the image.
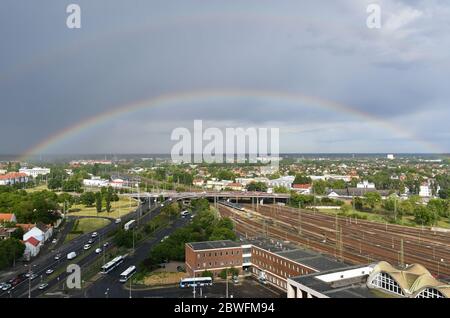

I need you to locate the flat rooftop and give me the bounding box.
[242,237,347,272]
[188,240,241,251]
[289,265,382,298]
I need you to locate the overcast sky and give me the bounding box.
[1,0,449,155]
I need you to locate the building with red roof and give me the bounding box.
[0,172,29,185]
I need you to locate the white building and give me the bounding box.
[206,179,232,191]
[357,180,376,189]
[24,236,41,259]
[387,154,395,160]
[419,183,432,197]
[267,176,295,189]
[83,177,109,187]
[0,172,29,185]
[23,227,45,243]
[109,179,125,189]
[19,167,50,178]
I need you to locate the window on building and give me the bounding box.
[416,288,444,298]
[369,272,405,296]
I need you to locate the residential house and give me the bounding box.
[0,172,29,185]
[357,181,376,189]
[23,227,45,243]
[0,213,17,223]
[36,222,53,242]
[292,184,312,194]
[226,183,244,191]
[24,236,41,259]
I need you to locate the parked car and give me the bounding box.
[1,283,12,291]
[38,283,48,290]
[115,218,122,224]
[91,232,98,238]
[232,276,239,284]
[52,238,58,244]
[95,248,102,254]
[83,244,91,250]
[87,237,96,244]
[54,253,62,260]
[45,269,54,275]
[103,242,109,248]
[160,235,169,243]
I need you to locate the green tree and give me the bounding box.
[201,270,214,278]
[80,192,96,206]
[414,205,437,226]
[0,238,25,270]
[219,267,239,279]
[293,174,311,185]
[246,182,268,192]
[95,192,102,213]
[364,192,382,210]
[312,180,327,195]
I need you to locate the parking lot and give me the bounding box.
[126,277,286,299]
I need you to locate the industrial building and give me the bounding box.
[287,261,450,298]
[185,237,347,291]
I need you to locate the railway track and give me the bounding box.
[218,203,450,278]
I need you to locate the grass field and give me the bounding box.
[67,195,138,219]
[64,218,111,243]
[25,184,49,192]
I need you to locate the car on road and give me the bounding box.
[180,210,190,218]
[1,283,12,291]
[54,253,62,260]
[87,238,95,244]
[25,272,32,278]
[115,218,122,224]
[30,274,38,281]
[52,238,58,244]
[45,269,54,275]
[258,277,267,285]
[91,232,98,238]
[83,244,91,250]
[38,283,48,290]
[103,242,109,248]
[95,248,102,254]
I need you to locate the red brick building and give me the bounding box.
[185,241,244,277]
[185,238,345,291]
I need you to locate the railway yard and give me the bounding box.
[218,203,450,279]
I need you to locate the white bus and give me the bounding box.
[179,277,213,288]
[124,220,136,231]
[101,255,125,274]
[119,265,136,283]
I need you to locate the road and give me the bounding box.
[83,216,191,298]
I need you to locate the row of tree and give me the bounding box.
[141,198,236,271]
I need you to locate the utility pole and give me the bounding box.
[400,238,404,267]
[298,203,302,236]
[226,268,229,298]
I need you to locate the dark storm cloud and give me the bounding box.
[0,0,449,154]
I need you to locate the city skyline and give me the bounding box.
[1,0,450,155]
